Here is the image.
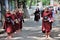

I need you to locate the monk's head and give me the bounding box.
[49,8,53,11]
[19,8,23,13]
[44,7,49,12]
[36,7,39,11]
[15,8,19,13]
[12,10,16,14]
[6,10,10,13]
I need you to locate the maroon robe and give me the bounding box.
[16,12,23,30]
[41,11,52,33]
[19,13,23,30]
[11,14,17,32]
[3,13,14,34]
[16,11,21,30]
[11,12,20,30]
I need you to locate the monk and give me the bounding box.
[16,9,24,30]
[3,10,14,38]
[11,11,17,33]
[41,8,53,38]
[15,9,21,32]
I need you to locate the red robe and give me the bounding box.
[41,11,52,33]
[3,13,14,34]
[11,14,17,32]
[19,13,23,29]
[16,12,23,30]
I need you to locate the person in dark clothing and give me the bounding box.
[34,8,40,22]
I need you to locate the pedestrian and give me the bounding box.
[15,9,20,32]
[3,10,14,39]
[11,10,17,33]
[41,8,54,38]
[19,8,24,30]
[34,7,40,22]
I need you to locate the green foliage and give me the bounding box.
[18,0,50,6]
[26,0,50,6]
[42,0,50,5]
[26,0,37,6]
[26,0,30,6]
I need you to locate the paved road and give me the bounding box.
[0,14,60,40]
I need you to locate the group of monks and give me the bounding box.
[34,7,56,38]
[3,8,24,38]
[2,7,56,39]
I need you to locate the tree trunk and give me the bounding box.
[29,0,33,9]
[16,0,30,18]
[15,0,18,9]
[23,2,30,18]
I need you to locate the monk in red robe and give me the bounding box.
[41,8,53,38]
[15,10,21,32]
[11,11,17,33]
[3,10,14,38]
[19,9,24,30]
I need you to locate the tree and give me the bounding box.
[17,0,30,18]
[42,0,50,6]
[15,0,18,8]
[29,0,33,9]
